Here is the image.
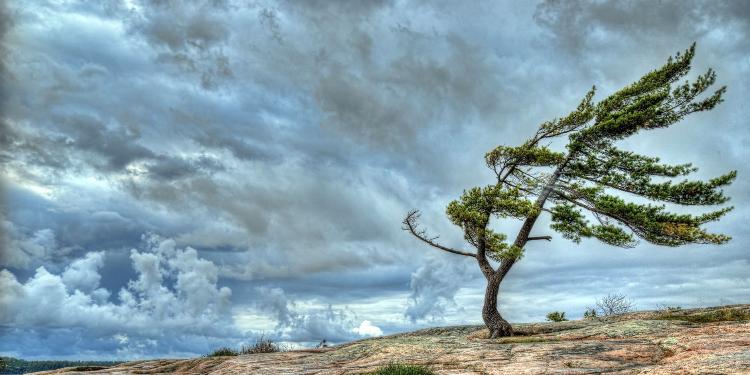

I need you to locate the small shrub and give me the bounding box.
[545,311,567,322]
[369,364,435,375]
[583,307,598,319]
[595,293,634,316]
[207,335,285,357]
[205,347,238,357]
[240,335,283,354]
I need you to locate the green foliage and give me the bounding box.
[568,146,697,179]
[486,143,565,170]
[446,43,733,262]
[445,185,535,260]
[446,185,537,228]
[544,44,734,248]
[579,43,724,145]
[538,87,596,138]
[550,203,637,247]
[206,347,239,357]
[0,357,121,374]
[555,190,733,246]
[583,307,598,319]
[546,311,567,322]
[566,146,735,207]
[368,364,436,375]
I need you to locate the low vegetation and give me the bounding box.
[241,335,283,354]
[206,335,285,357]
[368,363,435,375]
[583,307,598,319]
[656,307,750,323]
[19,305,749,374]
[546,311,567,322]
[205,347,240,357]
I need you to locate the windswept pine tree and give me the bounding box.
[403,44,735,338]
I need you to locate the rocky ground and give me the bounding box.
[36,305,750,374]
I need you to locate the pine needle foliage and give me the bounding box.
[403,44,734,337]
[546,311,568,322]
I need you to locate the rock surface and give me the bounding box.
[36,305,750,374]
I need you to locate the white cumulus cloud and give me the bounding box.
[0,234,236,358]
[352,320,383,337]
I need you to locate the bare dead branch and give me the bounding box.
[595,293,634,316]
[402,210,476,258]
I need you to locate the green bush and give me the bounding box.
[240,335,283,354]
[546,311,567,322]
[368,363,435,375]
[205,347,239,357]
[206,335,285,358]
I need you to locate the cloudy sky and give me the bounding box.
[1,0,749,360]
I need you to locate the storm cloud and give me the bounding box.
[1,0,748,359]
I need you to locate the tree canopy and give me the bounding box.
[403,44,735,338]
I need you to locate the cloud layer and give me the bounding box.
[1,0,749,359]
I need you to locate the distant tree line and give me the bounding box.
[0,357,122,374]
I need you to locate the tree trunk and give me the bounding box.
[482,273,513,338]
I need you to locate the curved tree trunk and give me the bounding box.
[481,158,571,338]
[482,273,513,338]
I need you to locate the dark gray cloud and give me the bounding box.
[127,0,233,89]
[535,0,750,54]
[58,113,156,171]
[1,0,749,359]
[0,0,15,256]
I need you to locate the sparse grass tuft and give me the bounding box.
[657,308,750,323]
[368,363,435,375]
[240,335,284,354]
[206,335,285,357]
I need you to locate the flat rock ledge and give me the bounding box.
[36,305,750,374]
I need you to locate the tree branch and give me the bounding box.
[549,187,644,240]
[402,210,476,258]
[527,236,552,241]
